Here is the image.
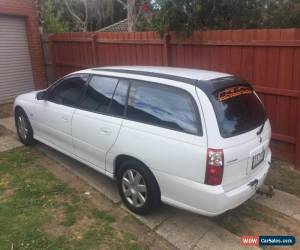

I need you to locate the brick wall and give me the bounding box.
[0,0,46,89]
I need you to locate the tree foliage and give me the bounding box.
[62,0,126,31]
[39,0,300,34]
[128,0,153,31]
[40,0,69,33]
[262,0,300,28]
[143,0,300,37]
[146,0,202,37]
[40,0,126,32]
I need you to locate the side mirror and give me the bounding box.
[36,91,47,101]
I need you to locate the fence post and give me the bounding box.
[163,33,171,66]
[48,35,57,80]
[295,29,300,40]
[295,97,300,169]
[91,34,97,67]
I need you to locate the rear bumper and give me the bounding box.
[156,150,271,216]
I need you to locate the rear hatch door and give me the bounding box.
[198,79,271,191]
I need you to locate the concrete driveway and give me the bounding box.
[36,142,252,250]
[1,114,299,250]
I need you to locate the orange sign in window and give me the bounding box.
[218,86,253,101]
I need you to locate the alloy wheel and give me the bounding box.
[122,169,147,208]
[17,115,28,140]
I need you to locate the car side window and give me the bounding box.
[79,75,119,113]
[48,75,87,107]
[108,79,129,117]
[127,80,201,135]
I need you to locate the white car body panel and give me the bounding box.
[34,100,75,154]
[14,66,272,216]
[35,133,108,177]
[72,109,123,170]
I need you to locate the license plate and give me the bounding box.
[252,149,265,169]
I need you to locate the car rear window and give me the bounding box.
[210,85,267,138]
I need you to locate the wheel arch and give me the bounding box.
[113,154,161,196]
[14,105,26,125]
[14,104,31,121]
[14,104,35,145]
[14,105,24,114]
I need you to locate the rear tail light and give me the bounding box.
[205,148,224,186]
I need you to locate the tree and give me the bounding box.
[144,0,300,37]
[143,0,202,37]
[263,0,300,28]
[60,0,149,32]
[40,0,126,32]
[199,0,267,29]
[63,0,88,31]
[127,0,152,31]
[63,0,120,32]
[40,0,300,34]
[40,0,69,33]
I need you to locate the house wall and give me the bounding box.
[0,0,46,89]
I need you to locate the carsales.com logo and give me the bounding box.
[241,235,296,247]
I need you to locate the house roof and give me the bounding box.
[98,19,128,32]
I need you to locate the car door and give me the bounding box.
[34,74,88,154]
[116,80,207,181]
[72,75,129,171]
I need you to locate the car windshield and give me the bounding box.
[210,85,267,138]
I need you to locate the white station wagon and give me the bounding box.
[14,66,271,216]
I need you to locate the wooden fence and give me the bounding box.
[49,29,300,169]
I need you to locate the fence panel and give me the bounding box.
[49,29,300,169]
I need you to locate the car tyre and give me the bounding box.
[117,160,161,215]
[15,108,35,146]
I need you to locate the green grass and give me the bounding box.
[265,159,300,199]
[0,147,148,250]
[90,208,115,223]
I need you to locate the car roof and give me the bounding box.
[75,66,248,96]
[90,66,231,81]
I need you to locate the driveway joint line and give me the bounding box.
[152,211,177,231]
[191,223,214,250]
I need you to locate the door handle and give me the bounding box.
[100,127,111,135]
